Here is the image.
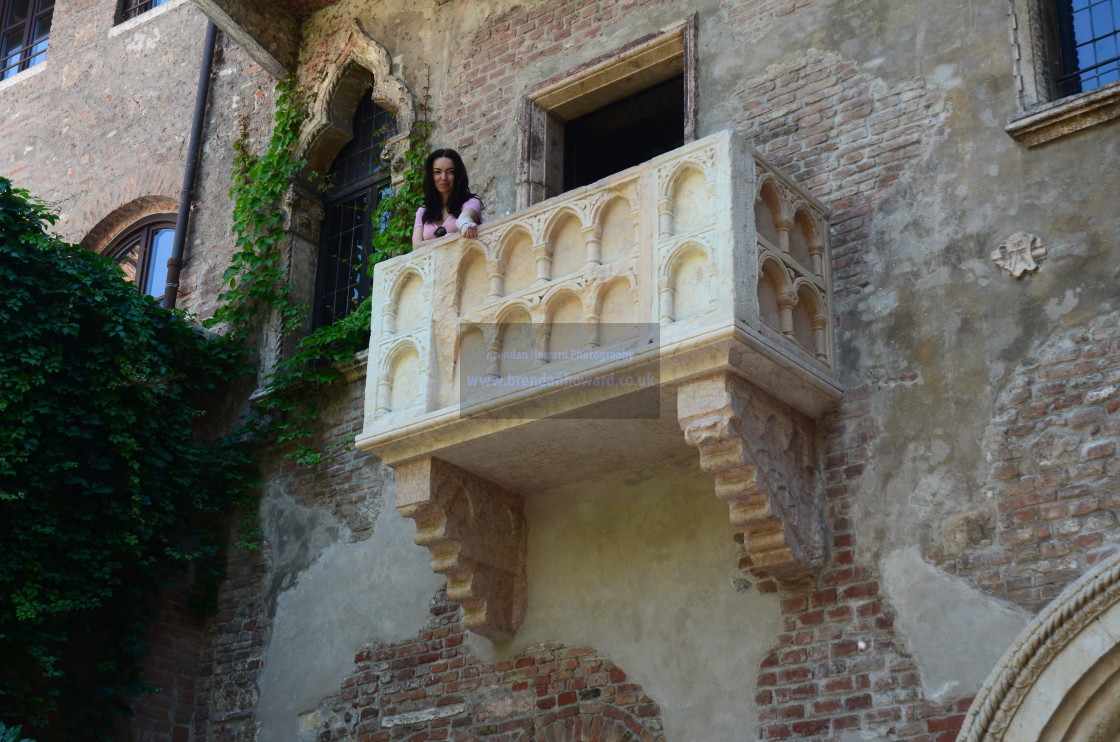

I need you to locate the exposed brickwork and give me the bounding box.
[752,387,970,741]
[442,0,672,155]
[0,0,207,243]
[941,311,1120,612]
[301,590,664,741]
[123,580,205,742]
[195,540,270,740]
[196,373,377,738]
[721,0,824,44]
[261,366,383,542]
[732,51,948,300]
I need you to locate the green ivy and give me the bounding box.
[207,75,309,340]
[237,93,433,466]
[0,178,251,740]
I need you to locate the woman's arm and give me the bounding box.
[456,197,482,239]
[456,207,481,239]
[412,207,427,249]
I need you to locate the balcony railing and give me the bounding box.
[356,130,841,638]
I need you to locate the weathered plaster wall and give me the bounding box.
[7,0,1115,737]
[471,460,781,740]
[241,452,783,740]
[190,0,1118,737]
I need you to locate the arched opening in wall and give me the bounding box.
[959,550,1120,742]
[755,181,782,248]
[314,89,397,328]
[104,214,177,305]
[518,17,697,207]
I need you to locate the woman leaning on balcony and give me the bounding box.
[412,148,483,248]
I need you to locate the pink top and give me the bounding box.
[414,197,483,241]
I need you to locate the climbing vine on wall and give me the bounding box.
[0,178,251,740]
[208,75,310,341]
[222,85,433,465]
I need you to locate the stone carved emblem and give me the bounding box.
[991,232,1046,277]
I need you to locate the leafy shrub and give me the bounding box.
[0,178,249,740]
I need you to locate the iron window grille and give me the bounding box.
[1,0,53,80]
[1056,0,1120,95]
[314,93,397,328]
[105,216,177,306]
[117,0,170,24]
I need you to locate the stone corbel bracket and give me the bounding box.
[677,372,825,581]
[395,457,528,640]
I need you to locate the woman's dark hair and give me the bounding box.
[421,148,481,224]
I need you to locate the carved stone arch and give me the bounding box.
[791,279,827,360]
[588,191,629,227]
[380,337,422,377]
[298,20,416,181]
[541,206,587,280]
[541,204,588,238]
[495,300,535,328]
[388,265,426,305]
[386,266,427,334]
[497,225,538,296]
[757,253,792,334]
[659,159,708,202]
[660,241,710,282]
[758,252,793,294]
[755,177,789,253]
[542,285,588,321]
[456,244,490,314]
[959,549,1120,742]
[592,274,636,318]
[376,338,425,414]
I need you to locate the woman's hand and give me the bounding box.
[457,207,482,240]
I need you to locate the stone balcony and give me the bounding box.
[355,130,841,639]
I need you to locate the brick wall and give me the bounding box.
[750,388,971,742]
[940,310,1120,611]
[732,51,948,301]
[123,581,206,742]
[442,0,673,155]
[196,371,383,738]
[303,590,665,741]
[0,0,207,243]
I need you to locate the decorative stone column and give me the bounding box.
[395,457,528,640]
[677,372,824,581]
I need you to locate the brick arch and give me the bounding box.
[66,161,181,248]
[516,705,662,742]
[80,194,178,253]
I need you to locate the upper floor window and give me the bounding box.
[314,91,396,328]
[117,0,170,23]
[105,216,176,305]
[1055,0,1120,95]
[518,18,696,207]
[1,0,53,80]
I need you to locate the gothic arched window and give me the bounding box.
[315,91,396,327]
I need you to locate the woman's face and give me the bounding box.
[432,157,456,198]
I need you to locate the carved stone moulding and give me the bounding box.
[396,457,527,640]
[991,232,1046,278]
[358,132,841,638]
[678,372,825,581]
[958,549,1120,742]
